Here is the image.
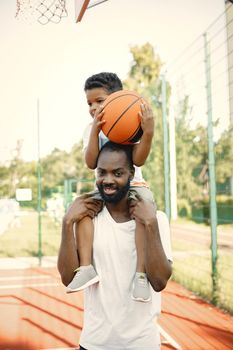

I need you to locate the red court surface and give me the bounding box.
[0,265,232,350]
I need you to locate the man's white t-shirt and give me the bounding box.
[82,123,147,186]
[79,208,172,350]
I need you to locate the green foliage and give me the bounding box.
[177,198,192,218]
[0,140,93,209]
[175,95,208,203]
[123,42,165,209]
[215,125,233,183]
[192,195,233,224]
[124,42,162,93]
[0,158,38,207]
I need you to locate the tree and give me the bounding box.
[175,96,208,200]
[124,42,166,209]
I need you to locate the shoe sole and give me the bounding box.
[131,295,151,302]
[66,276,100,293]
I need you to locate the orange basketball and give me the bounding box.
[101,90,145,144]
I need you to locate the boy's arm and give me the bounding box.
[132,103,154,166]
[84,108,105,169]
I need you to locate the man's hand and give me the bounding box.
[129,194,156,226]
[64,194,103,225]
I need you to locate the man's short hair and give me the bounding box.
[84,72,123,94]
[98,141,134,172]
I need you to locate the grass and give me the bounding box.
[0,210,61,257]
[171,216,233,234]
[170,217,233,313]
[172,238,233,314]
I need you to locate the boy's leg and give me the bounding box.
[129,186,155,302]
[132,222,151,302]
[135,222,146,273]
[66,216,99,293]
[76,216,94,266]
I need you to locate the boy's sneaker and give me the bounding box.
[66,265,100,293]
[132,272,151,302]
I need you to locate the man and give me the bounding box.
[57,141,172,350]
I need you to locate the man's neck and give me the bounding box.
[105,197,131,223]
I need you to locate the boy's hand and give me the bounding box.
[91,105,106,136]
[64,194,103,225]
[129,194,157,226]
[138,102,154,136]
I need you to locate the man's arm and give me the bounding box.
[129,198,172,292]
[57,195,102,286]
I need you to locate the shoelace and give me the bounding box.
[137,276,147,287]
[74,268,82,278]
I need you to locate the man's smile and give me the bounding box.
[103,185,117,195]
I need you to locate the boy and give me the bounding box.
[66,72,155,302]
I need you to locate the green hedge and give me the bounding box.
[191,195,233,224]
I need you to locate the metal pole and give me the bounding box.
[37,98,42,265]
[169,93,178,220]
[161,74,171,220]
[204,32,218,304]
[64,179,68,211]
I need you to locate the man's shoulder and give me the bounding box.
[156,210,168,220]
[156,210,170,228]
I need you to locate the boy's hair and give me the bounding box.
[98,141,134,172]
[84,72,123,94]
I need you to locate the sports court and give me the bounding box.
[0,259,233,350]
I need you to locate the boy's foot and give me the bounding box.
[132,272,151,302]
[66,265,100,293]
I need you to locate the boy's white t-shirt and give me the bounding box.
[79,208,173,350]
[82,123,147,186]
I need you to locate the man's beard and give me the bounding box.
[97,178,130,203]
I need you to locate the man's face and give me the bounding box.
[96,150,134,203]
[85,87,109,118]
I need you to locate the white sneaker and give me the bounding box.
[132,272,151,302]
[66,265,100,293]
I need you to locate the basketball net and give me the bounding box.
[15,0,68,25]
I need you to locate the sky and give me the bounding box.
[0,0,226,163]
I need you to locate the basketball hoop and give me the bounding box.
[15,0,68,25]
[15,0,109,24]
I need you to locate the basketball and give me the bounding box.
[101,90,145,144]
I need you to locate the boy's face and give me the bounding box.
[85,87,109,118]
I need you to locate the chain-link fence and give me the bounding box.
[163,3,233,312]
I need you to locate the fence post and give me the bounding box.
[37,99,42,266]
[169,93,177,220]
[203,32,219,304]
[161,74,171,220]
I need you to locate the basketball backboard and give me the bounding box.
[75,0,90,22]
[75,0,109,22]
